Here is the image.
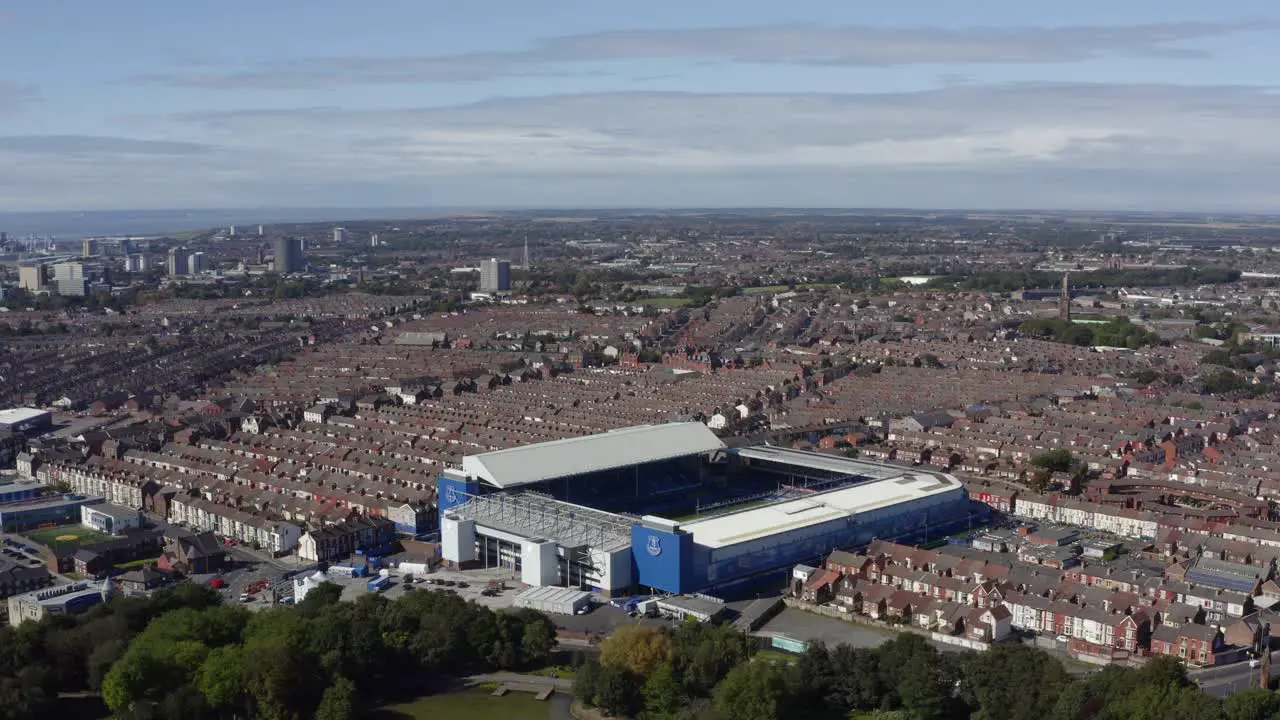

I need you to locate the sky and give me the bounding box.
[2,1,1280,213]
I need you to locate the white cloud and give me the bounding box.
[131,22,1274,89]
[7,83,1280,211]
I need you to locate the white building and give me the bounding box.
[81,503,142,535]
[53,262,86,296]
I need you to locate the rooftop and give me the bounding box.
[0,408,49,426]
[678,469,963,549]
[732,446,917,481]
[461,422,725,490]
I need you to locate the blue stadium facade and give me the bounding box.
[437,425,974,597]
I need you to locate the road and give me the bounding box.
[1190,652,1274,697]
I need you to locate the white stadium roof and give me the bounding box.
[0,408,49,427]
[679,470,962,549]
[461,422,725,489]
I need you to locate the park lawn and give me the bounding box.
[23,525,114,548]
[754,650,799,665]
[370,687,552,720]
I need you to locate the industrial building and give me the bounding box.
[437,424,972,598]
[480,258,511,293]
[0,494,104,532]
[0,408,52,434]
[7,582,105,626]
[513,585,592,615]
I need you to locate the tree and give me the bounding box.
[595,663,642,718]
[713,660,789,720]
[195,645,250,715]
[960,644,1068,720]
[296,582,343,615]
[1223,688,1280,720]
[314,676,357,720]
[1031,449,1074,474]
[600,625,672,678]
[573,658,602,708]
[643,662,682,719]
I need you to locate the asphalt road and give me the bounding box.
[1190,652,1275,697]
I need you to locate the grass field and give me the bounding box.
[23,525,113,548]
[753,650,800,665]
[371,687,569,720]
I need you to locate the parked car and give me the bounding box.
[239,593,251,603]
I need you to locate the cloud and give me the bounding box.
[0,135,212,155]
[0,81,39,112]
[10,82,1280,211]
[133,21,1270,89]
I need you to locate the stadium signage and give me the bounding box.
[647,535,662,557]
[446,487,459,505]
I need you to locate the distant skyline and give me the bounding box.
[2,1,1280,212]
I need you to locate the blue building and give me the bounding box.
[0,480,43,505]
[439,425,973,598]
[631,461,971,595]
[0,494,104,533]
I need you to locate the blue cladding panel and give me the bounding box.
[631,525,692,594]
[436,474,478,524]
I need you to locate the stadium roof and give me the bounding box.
[0,408,50,428]
[734,446,910,480]
[679,470,962,549]
[461,422,725,489]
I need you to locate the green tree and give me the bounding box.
[573,658,602,708]
[1223,688,1280,720]
[195,645,250,714]
[314,676,357,720]
[960,644,1068,720]
[596,663,642,718]
[1031,449,1074,474]
[643,662,682,719]
[713,661,789,720]
[296,582,343,615]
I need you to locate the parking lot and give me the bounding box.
[0,533,52,569]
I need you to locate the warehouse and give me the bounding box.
[513,585,592,615]
[0,408,52,435]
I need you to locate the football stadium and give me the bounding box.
[437,423,973,597]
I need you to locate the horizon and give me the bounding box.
[3,1,1280,212]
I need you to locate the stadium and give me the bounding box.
[437,423,973,598]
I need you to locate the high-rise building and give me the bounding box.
[188,252,206,275]
[333,227,347,243]
[167,247,189,277]
[370,233,379,248]
[273,237,304,273]
[81,238,99,257]
[479,258,512,293]
[53,262,86,296]
[257,224,264,237]
[124,254,147,273]
[18,265,44,292]
[228,225,237,237]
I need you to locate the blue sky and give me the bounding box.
[1,1,1279,211]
